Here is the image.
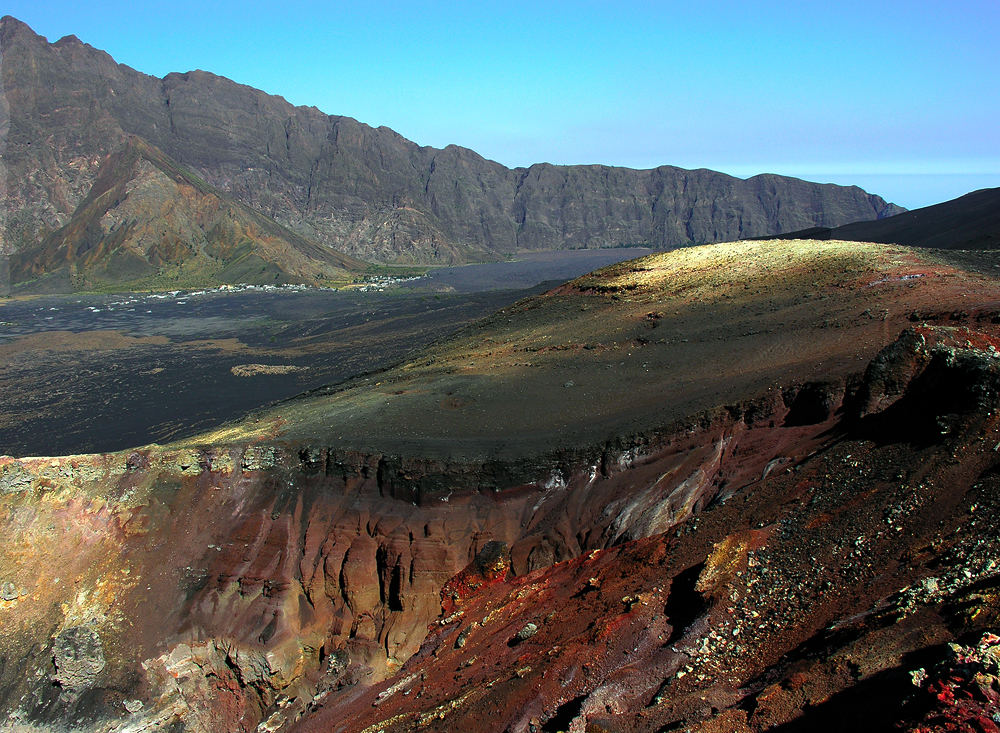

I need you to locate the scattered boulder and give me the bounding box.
[441,541,511,614]
[513,622,538,645]
[782,380,842,426]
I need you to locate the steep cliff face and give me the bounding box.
[0,373,842,732]
[0,16,903,266]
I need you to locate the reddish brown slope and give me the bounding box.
[0,387,839,731]
[295,325,1000,733]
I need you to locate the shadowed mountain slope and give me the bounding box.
[8,137,367,292]
[775,186,1000,250]
[0,15,903,266]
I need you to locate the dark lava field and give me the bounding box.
[0,249,651,457]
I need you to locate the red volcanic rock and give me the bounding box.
[0,362,847,730]
[0,384,840,730]
[441,540,512,616]
[291,324,1000,733]
[900,633,1000,732]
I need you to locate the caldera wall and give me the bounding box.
[0,377,844,731]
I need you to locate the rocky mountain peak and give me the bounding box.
[0,14,43,45]
[53,33,83,46]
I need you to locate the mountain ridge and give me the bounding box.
[0,15,904,266]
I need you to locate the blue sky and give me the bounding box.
[8,1,999,209]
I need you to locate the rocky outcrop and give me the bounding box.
[51,626,106,694]
[0,16,903,266]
